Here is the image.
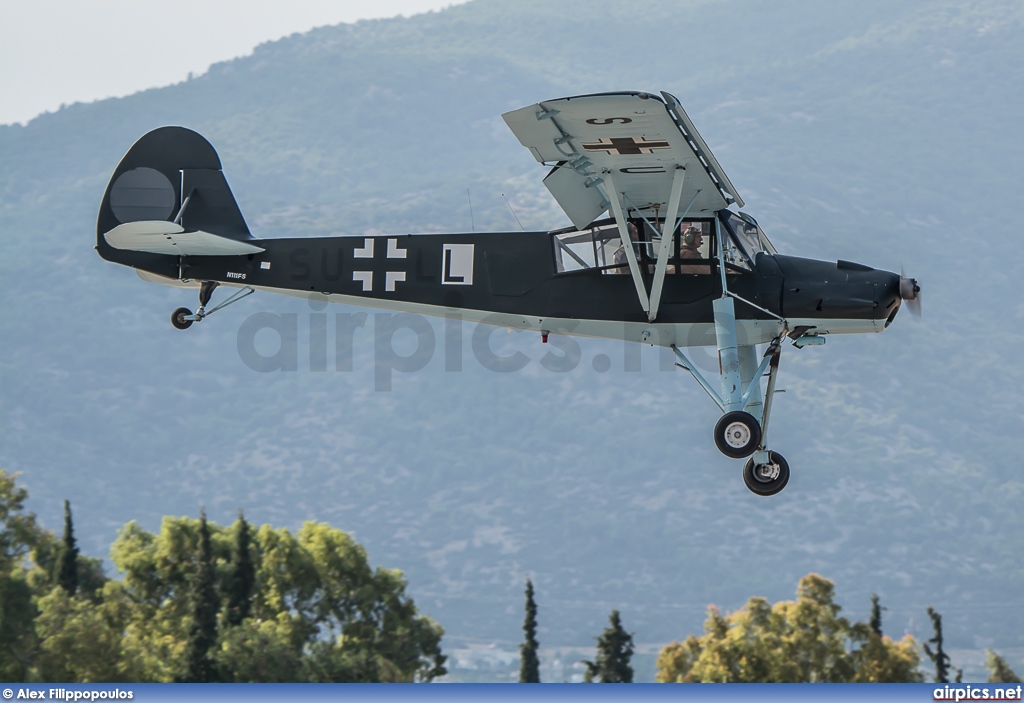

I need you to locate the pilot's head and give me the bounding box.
[627,222,638,241]
[683,226,702,246]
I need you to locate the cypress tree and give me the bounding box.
[869,593,885,637]
[224,510,255,627]
[183,509,220,682]
[55,499,78,596]
[923,606,952,683]
[519,578,540,683]
[583,610,634,683]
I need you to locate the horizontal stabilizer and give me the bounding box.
[103,221,265,256]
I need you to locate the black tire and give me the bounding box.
[171,307,194,330]
[743,451,790,496]
[714,411,761,458]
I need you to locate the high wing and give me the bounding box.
[502,91,743,230]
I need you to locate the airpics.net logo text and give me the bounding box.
[232,303,738,391]
[933,685,1023,701]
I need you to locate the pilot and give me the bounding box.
[679,226,703,259]
[677,226,708,274]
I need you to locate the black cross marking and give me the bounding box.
[581,136,671,155]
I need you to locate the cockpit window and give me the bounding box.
[721,211,777,267]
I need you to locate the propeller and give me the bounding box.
[899,266,922,319]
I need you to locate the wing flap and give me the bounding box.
[543,164,609,231]
[103,221,265,256]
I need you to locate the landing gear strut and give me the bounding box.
[672,321,792,496]
[169,281,255,329]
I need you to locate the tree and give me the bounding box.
[33,586,130,682]
[985,650,1021,683]
[108,515,447,682]
[55,500,79,597]
[224,511,256,627]
[182,510,220,682]
[583,609,634,683]
[519,578,540,683]
[869,593,885,637]
[923,606,961,683]
[0,470,44,680]
[656,574,922,683]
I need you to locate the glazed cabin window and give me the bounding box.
[551,224,627,273]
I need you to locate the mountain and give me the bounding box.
[2,0,1023,681]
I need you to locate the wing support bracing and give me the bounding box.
[600,170,650,313]
[648,166,690,322]
[671,337,780,419]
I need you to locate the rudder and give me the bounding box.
[96,127,253,254]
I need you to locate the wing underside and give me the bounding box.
[502,91,742,229]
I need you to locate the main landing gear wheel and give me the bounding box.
[714,411,761,458]
[171,307,194,330]
[743,451,790,496]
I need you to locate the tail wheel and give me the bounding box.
[743,451,790,496]
[714,411,761,458]
[171,307,194,330]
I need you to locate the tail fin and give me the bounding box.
[96,127,256,259]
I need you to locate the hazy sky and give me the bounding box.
[0,0,468,126]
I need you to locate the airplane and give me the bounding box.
[94,90,920,496]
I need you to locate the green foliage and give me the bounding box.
[0,569,38,681]
[519,578,540,683]
[0,470,42,573]
[656,574,922,683]
[583,610,634,683]
[33,586,131,682]
[215,615,304,682]
[0,472,444,682]
[869,593,885,637]
[182,510,220,682]
[0,470,44,680]
[108,515,446,682]
[224,511,255,627]
[985,650,1021,683]
[56,500,79,597]
[924,606,960,683]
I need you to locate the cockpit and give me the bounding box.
[550,210,776,276]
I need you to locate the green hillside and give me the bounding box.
[2,0,1023,680]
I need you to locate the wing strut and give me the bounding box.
[600,167,695,321]
[648,166,689,322]
[601,170,650,313]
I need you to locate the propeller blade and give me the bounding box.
[899,267,922,319]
